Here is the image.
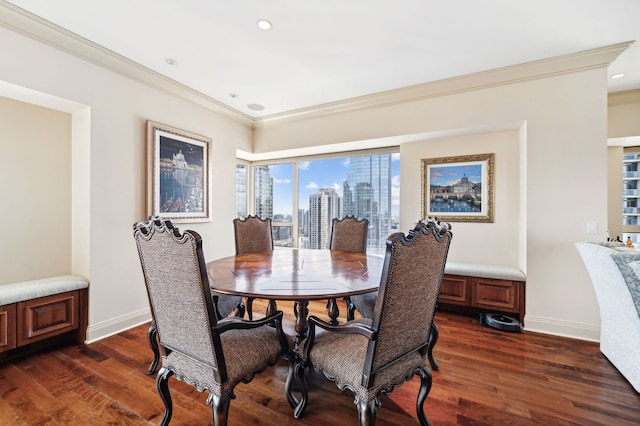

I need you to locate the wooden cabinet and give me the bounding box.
[439,274,525,323]
[17,291,80,347]
[0,289,87,357]
[439,275,470,305]
[0,304,17,352]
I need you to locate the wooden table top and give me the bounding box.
[206,248,384,300]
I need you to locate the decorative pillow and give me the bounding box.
[610,253,640,318]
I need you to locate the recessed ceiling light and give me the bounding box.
[257,19,272,30]
[229,93,238,98]
[247,103,265,111]
[164,58,179,66]
[611,73,625,79]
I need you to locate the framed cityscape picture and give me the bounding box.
[421,153,494,223]
[146,120,211,223]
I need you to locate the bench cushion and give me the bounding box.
[0,275,89,305]
[444,262,526,282]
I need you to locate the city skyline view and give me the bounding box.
[267,153,400,220]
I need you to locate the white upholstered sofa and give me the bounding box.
[575,242,640,392]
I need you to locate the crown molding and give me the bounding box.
[0,1,254,127]
[254,42,633,128]
[0,2,631,131]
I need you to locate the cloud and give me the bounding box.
[332,183,341,191]
[391,152,400,161]
[298,161,310,170]
[306,181,318,189]
[273,178,291,184]
[342,158,350,167]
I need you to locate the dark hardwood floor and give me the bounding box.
[0,299,638,425]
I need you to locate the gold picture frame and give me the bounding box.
[421,153,494,223]
[146,120,211,223]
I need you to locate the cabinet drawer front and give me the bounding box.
[471,278,518,311]
[439,275,469,304]
[17,291,79,346]
[0,304,17,352]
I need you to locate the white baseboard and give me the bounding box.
[524,315,600,342]
[85,307,152,344]
[83,310,601,345]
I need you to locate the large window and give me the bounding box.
[254,163,294,247]
[241,150,399,254]
[235,163,248,218]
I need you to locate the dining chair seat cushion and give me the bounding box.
[164,325,289,397]
[304,320,424,403]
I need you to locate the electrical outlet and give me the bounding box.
[586,221,598,234]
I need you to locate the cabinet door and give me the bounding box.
[0,304,17,353]
[17,291,79,347]
[439,275,470,305]
[471,277,519,312]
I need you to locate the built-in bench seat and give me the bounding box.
[439,262,526,323]
[0,275,89,360]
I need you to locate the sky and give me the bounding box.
[267,153,400,219]
[428,164,482,187]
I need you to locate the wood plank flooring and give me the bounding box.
[0,299,638,425]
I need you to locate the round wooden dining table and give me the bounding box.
[206,248,384,343]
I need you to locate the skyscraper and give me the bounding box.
[343,155,392,251]
[309,187,342,249]
[254,165,273,219]
[235,164,248,217]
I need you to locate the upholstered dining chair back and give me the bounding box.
[134,217,226,381]
[134,216,288,425]
[293,217,452,425]
[233,215,274,255]
[329,216,369,253]
[367,218,451,380]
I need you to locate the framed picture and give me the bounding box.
[146,120,211,223]
[421,153,494,223]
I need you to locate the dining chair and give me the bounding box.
[329,216,369,321]
[233,215,274,320]
[233,215,274,255]
[347,218,447,371]
[139,216,246,376]
[133,217,290,426]
[291,217,452,426]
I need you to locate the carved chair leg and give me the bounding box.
[427,321,439,371]
[147,320,159,375]
[293,361,309,419]
[209,393,232,426]
[345,296,356,321]
[156,367,174,426]
[246,297,254,321]
[236,301,246,319]
[285,355,299,408]
[357,397,379,426]
[416,366,433,426]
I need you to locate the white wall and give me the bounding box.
[255,69,610,340]
[0,9,628,342]
[607,145,624,241]
[401,130,521,267]
[609,90,640,139]
[0,25,253,341]
[0,97,72,284]
[607,91,640,244]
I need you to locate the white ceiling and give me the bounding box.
[4,0,640,119]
